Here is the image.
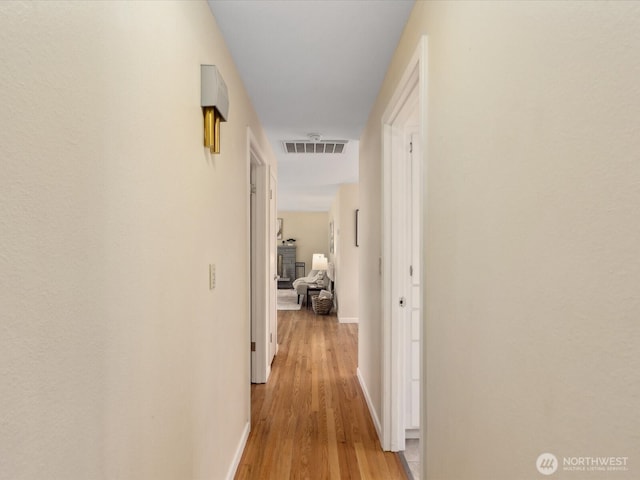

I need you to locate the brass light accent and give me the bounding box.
[201,65,229,155]
[203,107,222,154]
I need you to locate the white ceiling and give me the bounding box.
[207,0,415,211]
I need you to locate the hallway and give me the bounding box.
[235,309,406,479]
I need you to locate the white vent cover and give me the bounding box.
[282,140,347,154]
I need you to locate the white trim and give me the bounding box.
[226,420,250,480]
[357,368,382,443]
[247,126,268,169]
[338,316,359,324]
[405,428,420,440]
[380,36,428,453]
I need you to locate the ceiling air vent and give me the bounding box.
[282,140,347,154]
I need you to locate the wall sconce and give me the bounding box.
[201,64,229,154]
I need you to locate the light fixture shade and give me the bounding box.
[201,65,229,120]
[201,65,228,154]
[312,253,328,271]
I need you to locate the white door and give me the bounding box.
[268,171,278,362]
[406,131,421,433]
[250,165,257,377]
[389,111,411,451]
[250,159,270,382]
[390,106,421,449]
[248,129,273,384]
[381,35,427,453]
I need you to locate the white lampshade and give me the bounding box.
[311,253,328,271]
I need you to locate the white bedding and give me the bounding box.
[292,270,324,289]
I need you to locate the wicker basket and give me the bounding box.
[311,295,332,315]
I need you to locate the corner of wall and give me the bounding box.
[357,368,382,445]
[225,421,251,480]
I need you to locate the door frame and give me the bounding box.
[247,127,273,384]
[381,36,427,452]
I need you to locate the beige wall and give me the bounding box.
[0,2,275,479]
[360,1,640,478]
[329,184,360,323]
[277,211,329,274]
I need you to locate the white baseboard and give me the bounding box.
[357,368,382,445]
[338,316,359,324]
[226,421,250,480]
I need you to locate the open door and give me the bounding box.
[268,172,278,362]
[406,130,421,437]
[381,37,427,456]
[249,129,275,383]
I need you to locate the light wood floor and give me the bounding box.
[235,307,407,480]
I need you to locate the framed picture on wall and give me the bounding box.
[277,218,283,240]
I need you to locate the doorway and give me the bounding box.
[381,36,427,467]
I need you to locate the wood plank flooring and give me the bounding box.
[235,308,407,480]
